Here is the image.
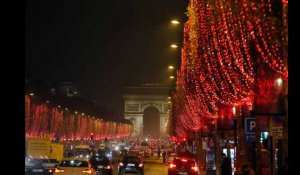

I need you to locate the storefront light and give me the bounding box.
[276,78,283,87]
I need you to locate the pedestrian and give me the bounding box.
[67,150,73,157]
[239,162,255,175]
[157,147,161,158]
[162,150,166,163]
[221,153,232,175]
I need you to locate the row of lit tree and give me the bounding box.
[170,0,288,139]
[25,95,133,140]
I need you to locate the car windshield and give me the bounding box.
[74,148,91,155]
[59,160,89,167]
[141,142,149,146]
[90,156,110,165]
[49,159,58,163]
[25,159,42,167]
[37,159,58,163]
[168,152,176,156]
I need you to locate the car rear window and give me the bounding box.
[90,156,110,164]
[59,160,89,167]
[123,156,139,162]
[173,159,195,167]
[49,159,58,163]
[141,142,149,146]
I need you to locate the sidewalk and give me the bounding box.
[200,170,207,175]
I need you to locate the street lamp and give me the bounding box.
[170,76,175,79]
[276,77,283,87]
[232,107,236,116]
[171,20,180,25]
[168,65,175,70]
[170,44,178,48]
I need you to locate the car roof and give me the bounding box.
[60,158,90,161]
[74,145,90,149]
[173,157,197,161]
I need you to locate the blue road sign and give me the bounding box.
[245,118,256,134]
[246,134,256,143]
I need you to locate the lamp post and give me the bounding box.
[170,44,178,48]
[168,65,175,70]
[171,20,180,25]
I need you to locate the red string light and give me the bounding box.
[170,0,288,140]
[25,95,133,140]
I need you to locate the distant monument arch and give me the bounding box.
[123,84,171,138]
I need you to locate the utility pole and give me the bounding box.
[255,114,262,175]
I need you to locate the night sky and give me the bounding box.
[25,0,188,117]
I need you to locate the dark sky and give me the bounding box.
[25,0,188,116]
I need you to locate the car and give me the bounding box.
[118,155,144,175]
[25,157,59,175]
[138,149,145,156]
[166,152,177,165]
[143,149,151,157]
[140,141,149,151]
[73,146,92,159]
[127,150,139,157]
[168,158,200,175]
[53,158,97,175]
[90,155,113,175]
[99,144,106,150]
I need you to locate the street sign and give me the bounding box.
[245,118,256,134]
[246,134,256,143]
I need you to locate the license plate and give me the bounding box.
[127,163,135,166]
[32,169,43,172]
[97,165,103,168]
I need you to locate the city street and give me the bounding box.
[25,0,289,175]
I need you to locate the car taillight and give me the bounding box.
[55,168,64,173]
[169,163,176,168]
[119,162,124,166]
[181,159,187,162]
[105,165,111,169]
[139,163,143,167]
[82,169,92,174]
[48,169,54,173]
[191,166,199,172]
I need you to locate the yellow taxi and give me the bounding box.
[54,158,96,175]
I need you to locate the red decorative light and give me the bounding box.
[169,0,288,140]
[25,95,133,140]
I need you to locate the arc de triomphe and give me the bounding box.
[123,84,171,138]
